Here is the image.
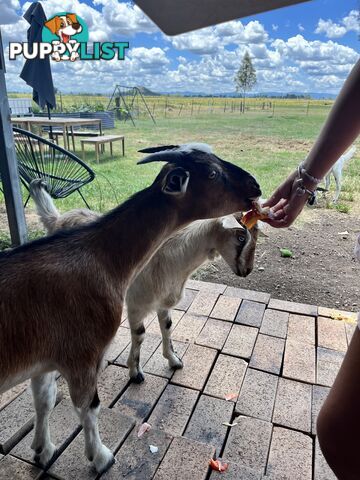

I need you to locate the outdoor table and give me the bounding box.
[11,116,102,152]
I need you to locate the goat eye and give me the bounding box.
[209,170,218,180]
[238,235,245,242]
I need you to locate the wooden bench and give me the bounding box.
[80,135,125,163]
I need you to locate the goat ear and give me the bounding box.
[138,145,179,154]
[162,167,189,196]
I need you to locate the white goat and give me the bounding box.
[324,145,356,202]
[30,180,258,383]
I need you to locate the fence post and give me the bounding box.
[272,102,275,117]
[191,99,194,116]
[306,101,310,115]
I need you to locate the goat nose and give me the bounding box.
[73,22,81,30]
[247,178,262,198]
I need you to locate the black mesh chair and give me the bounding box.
[11,127,95,208]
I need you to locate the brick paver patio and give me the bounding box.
[0,280,357,479]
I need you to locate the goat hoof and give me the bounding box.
[33,442,57,466]
[170,356,183,370]
[131,371,145,384]
[93,445,115,474]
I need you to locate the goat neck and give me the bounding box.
[91,184,182,286]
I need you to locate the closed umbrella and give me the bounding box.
[20,2,56,119]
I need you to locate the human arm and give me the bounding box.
[264,59,360,228]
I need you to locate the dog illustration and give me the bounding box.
[45,13,82,62]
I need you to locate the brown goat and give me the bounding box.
[0,143,261,473]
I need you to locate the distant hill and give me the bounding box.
[163,90,337,100]
[137,86,161,96]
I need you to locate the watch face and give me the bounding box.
[355,234,360,262]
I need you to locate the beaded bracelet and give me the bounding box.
[298,162,322,186]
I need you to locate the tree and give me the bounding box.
[234,51,257,112]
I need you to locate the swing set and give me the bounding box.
[107,85,156,126]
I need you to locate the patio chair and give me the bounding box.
[10,126,95,208]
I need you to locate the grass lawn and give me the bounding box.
[1,106,359,247]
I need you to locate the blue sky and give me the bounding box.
[1,0,359,95]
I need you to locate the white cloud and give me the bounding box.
[315,19,346,38]
[272,24,279,31]
[93,0,158,36]
[0,0,20,24]
[298,23,305,32]
[315,10,360,39]
[167,20,268,55]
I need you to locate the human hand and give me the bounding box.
[262,170,310,228]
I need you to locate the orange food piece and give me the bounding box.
[242,203,270,229]
[224,392,238,401]
[209,459,229,472]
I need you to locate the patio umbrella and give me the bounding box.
[20,2,56,119]
[134,0,311,35]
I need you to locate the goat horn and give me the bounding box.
[138,145,180,154]
[137,150,185,165]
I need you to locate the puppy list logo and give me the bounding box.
[9,12,129,62]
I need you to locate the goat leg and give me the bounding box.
[69,377,114,473]
[31,372,57,466]
[127,318,146,383]
[158,309,183,370]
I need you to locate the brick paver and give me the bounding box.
[268,298,317,316]
[2,281,342,480]
[103,428,172,480]
[0,455,42,479]
[314,438,337,480]
[345,322,356,345]
[273,378,312,433]
[204,354,247,401]
[236,369,278,422]
[188,291,219,316]
[105,326,131,363]
[153,436,215,480]
[211,462,261,480]
[318,306,357,322]
[312,385,330,435]
[184,395,233,454]
[186,279,226,293]
[49,409,135,480]
[148,384,199,436]
[115,333,162,368]
[144,339,189,379]
[146,310,184,336]
[113,374,168,420]
[225,286,270,304]
[210,295,241,321]
[0,388,34,454]
[287,314,315,344]
[97,365,129,406]
[222,324,258,359]
[175,288,198,310]
[260,309,289,338]
[172,313,208,343]
[235,300,266,327]
[223,416,272,474]
[318,316,348,352]
[196,318,232,350]
[0,381,29,412]
[266,427,313,479]
[249,334,285,374]
[172,344,217,390]
[283,339,316,383]
[10,399,80,464]
[317,347,345,387]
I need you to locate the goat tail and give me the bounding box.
[341,145,357,164]
[29,179,60,233]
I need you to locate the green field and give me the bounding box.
[1,96,359,247]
